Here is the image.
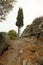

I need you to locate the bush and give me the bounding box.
[8,30,17,40]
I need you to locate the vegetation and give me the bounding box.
[0,0,16,22]
[8,30,17,40]
[16,8,24,38]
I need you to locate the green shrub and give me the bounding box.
[8,30,17,40]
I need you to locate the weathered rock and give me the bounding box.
[22,16,43,38]
[0,32,10,55]
[0,16,43,65]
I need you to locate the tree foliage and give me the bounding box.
[0,0,15,22]
[8,30,17,40]
[16,8,24,38]
[16,8,24,28]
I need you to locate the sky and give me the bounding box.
[0,0,43,33]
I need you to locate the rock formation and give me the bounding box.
[0,16,43,65]
[0,32,10,55]
[22,16,43,38]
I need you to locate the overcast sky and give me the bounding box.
[0,0,43,33]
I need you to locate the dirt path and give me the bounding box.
[0,38,43,65]
[0,39,29,65]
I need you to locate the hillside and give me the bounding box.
[0,16,43,65]
[22,16,43,37]
[0,38,43,65]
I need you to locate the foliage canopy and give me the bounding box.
[0,0,15,22]
[16,8,24,28]
[16,8,24,38]
[8,30,17,39]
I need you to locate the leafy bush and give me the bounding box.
[8,30,17,40]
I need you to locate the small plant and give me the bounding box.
[8,30,17,40]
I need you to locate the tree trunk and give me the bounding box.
[18,27,20,38]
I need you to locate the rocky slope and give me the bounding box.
[0,38,43,65]
[0,16,43,65]
[22,16,43,37]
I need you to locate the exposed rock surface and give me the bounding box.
[0,32,10,55]
[0,16,43,65]
[22,16,43,37]
[0,38,43,65]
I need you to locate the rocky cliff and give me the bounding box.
[22,16,43,38]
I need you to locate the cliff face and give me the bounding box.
[22,16,43,37]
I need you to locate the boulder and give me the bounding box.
[0,32,10,55]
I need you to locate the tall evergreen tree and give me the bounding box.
[0,0,16,22]
[16,8,24,38]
